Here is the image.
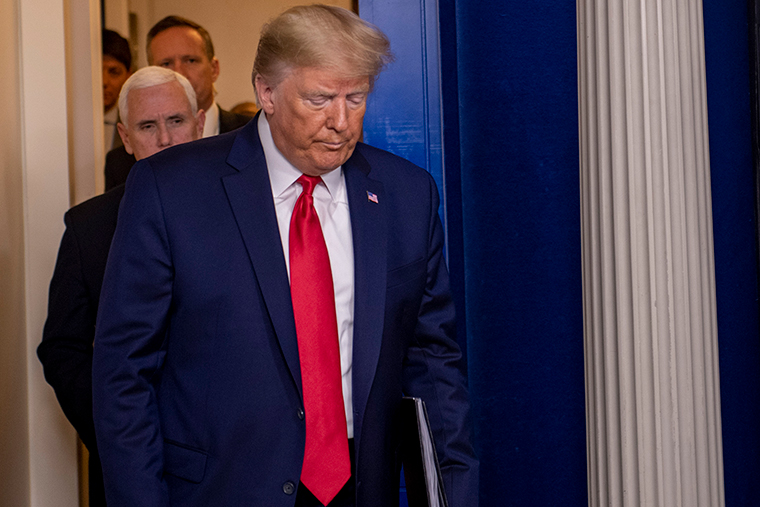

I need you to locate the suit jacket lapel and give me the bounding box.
[344,148,387,433]
[220,133,387,421]
[221,120,302,395]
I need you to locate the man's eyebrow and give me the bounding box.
[157,54,198,61]
[302,90,333,98]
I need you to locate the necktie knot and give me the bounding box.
[297,174,322,196]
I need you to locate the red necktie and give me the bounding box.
[289,174,350,506]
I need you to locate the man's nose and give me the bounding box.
[156,123,171,147]
[326,100,349,132]
[175,63,191,81]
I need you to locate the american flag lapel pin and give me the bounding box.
[367,191,379,203]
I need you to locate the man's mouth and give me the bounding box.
[321,141,346,150]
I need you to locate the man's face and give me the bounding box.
[256,67,369,176]
[103,55,130,113]
[149,26,219,112]
[117,80,205,160]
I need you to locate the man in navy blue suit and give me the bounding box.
[92,5,478,507]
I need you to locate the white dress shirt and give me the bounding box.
[202,102,221,138]
[258,113,356,438]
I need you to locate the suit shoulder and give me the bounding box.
[105,147,136,177]
[105,146,135,165]
[63,186,124,249]
[66,185,125,224]
[104,147,136,190]
[353,143,434,187]
[131,130,248,191]
[152,130,237,164]
[144,132,238,179]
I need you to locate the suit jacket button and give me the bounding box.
[297,408,305,420]
[283,481,296,495]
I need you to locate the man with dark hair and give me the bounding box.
[38,67,204,507]
[147,16,218,120]
[102,29,131,153]
[104,15,250,190]
[93,5,477,507]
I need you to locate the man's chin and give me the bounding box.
[314,152,355,174]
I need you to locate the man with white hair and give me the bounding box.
[38,66,204,507]
[116,65,205,160]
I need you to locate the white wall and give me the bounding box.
[0,0,30,500]
[1,0,80,504]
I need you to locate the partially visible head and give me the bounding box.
[117,66,205,160]
[230,101,259,118]
[102,29,132,113]
[252,5,392,93]
[147,16,219,111]
[252,5,393,176]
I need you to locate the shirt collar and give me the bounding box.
[257,113,345,202]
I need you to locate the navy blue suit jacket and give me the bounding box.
[92,116,478,506]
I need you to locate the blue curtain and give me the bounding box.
[703,0,760,504]
[361,1,587,505]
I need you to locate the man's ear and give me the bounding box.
[195,109,206,139]
[210,57,220,83]
[255,75,275,115]
[117,123,133,155]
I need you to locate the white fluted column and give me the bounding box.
[578,0,724,506]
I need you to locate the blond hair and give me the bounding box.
[252,4,393,92]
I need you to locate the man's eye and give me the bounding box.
[308,97,328,106]
[348,95,366,106]
[140,124,156,131]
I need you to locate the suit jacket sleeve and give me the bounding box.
[37,212,98,452]
[93,161,173,506]
[402,172,479,506]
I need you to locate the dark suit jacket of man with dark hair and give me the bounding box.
[38,184,126,507]
[92,114,478,506]
[104,106,250,191]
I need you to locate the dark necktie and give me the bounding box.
[289,174,350,506]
